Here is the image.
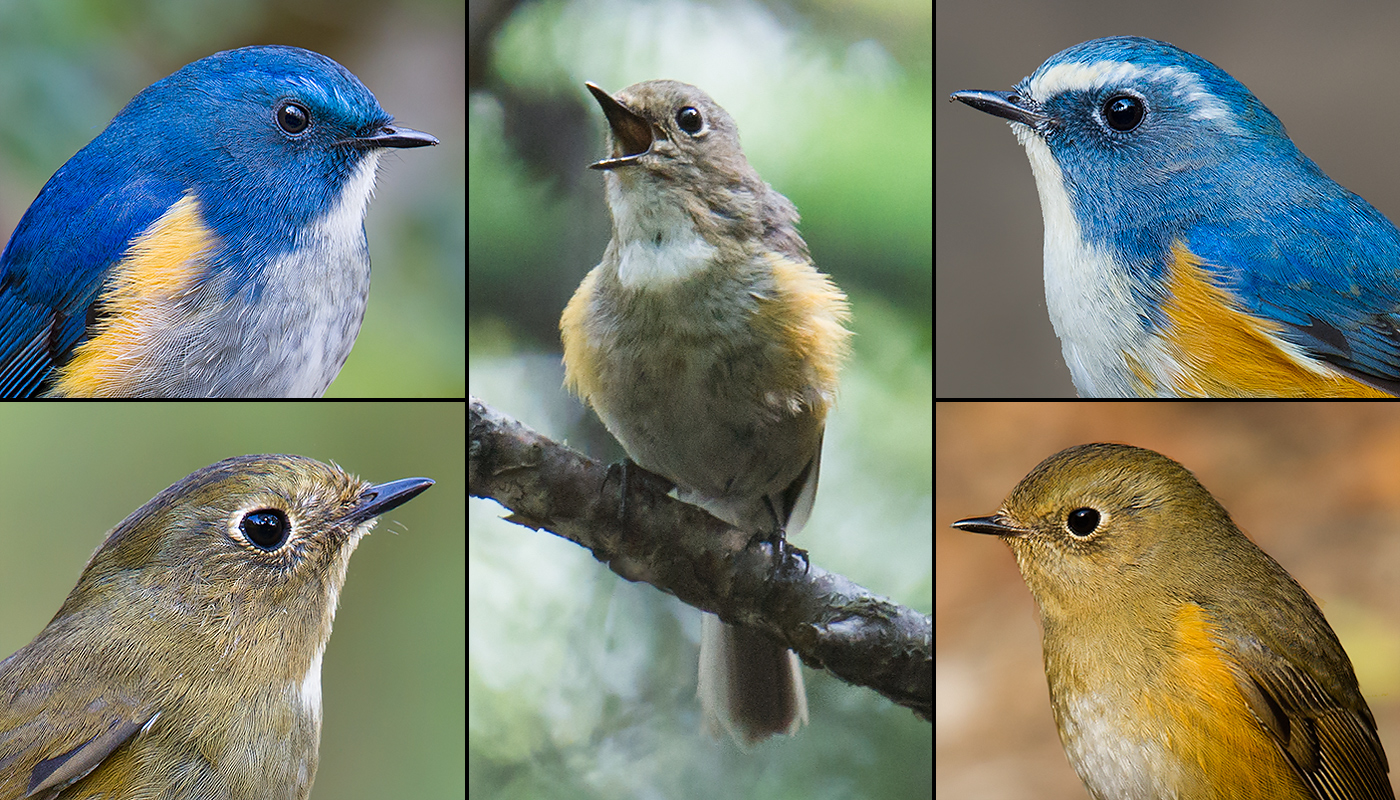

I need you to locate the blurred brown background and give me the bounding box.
[936,403,1400,798]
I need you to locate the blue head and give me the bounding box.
[0,45,437,397]
[953,36,1400,397]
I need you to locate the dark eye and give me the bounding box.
[277,101,309,134]
[1067,507,1100,536]
[676,106,703,134]
[1102,94,1144,131]
[241,509,290,550]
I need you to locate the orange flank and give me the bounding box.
[1147,603,1313,799]
[1160,243,1393,397]
[51,194,216,397]
[561,251,851,412]
[559,265,601,403]
[759,252,851,403]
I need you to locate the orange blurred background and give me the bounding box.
[936,403,1400,799]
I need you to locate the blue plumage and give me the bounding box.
[954,36,1400,396]
[0,46,437,397]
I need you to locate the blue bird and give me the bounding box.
[0,46,437,397]
[953,36,1400,397]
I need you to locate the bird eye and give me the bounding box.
[241,509,291,550]
[676,106,703,134]
[1066,507,1101,536]
[277,101,310,134]
[1102,94,1145,132]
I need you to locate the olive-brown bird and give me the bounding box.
[0,454,432,799]
[956,443,1392,799]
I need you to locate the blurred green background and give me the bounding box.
[469,0,932,797]
[0,0,465,397]
[0,404,464,800]
[469,0,932,357]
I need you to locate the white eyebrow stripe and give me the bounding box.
[1029,60,1239,133]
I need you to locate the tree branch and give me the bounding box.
[469,397,932,723]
